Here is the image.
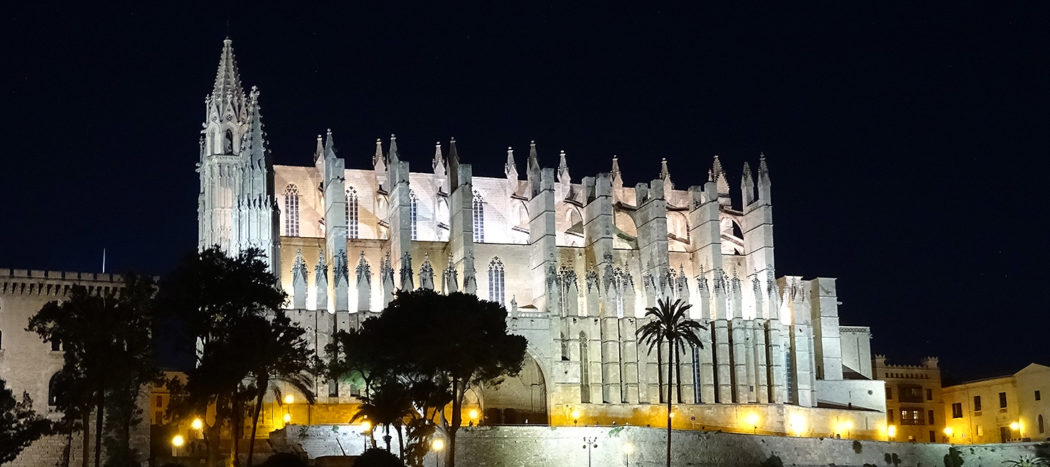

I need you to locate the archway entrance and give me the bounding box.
[480,353,547,425]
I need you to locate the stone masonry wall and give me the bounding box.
[273,424,1047,467]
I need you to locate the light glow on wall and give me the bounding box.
[789,413,806,436]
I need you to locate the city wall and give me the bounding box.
[271,424,1048,466]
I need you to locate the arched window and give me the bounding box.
[48,372,61,406]
[346,187,359,239]
[409,190,418,240]
[472,191,485,243]
[223,129,234,154]
[284,185,300,237]
[488,257,505,304]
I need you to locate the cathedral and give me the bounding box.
[196,37,887,436]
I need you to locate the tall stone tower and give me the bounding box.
[197,38,280,273]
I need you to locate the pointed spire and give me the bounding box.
[313,134,324,163]
[741,161,755,206]
[210,38,246,124]
[324,128,336,160]
[712,155,729,195]
[557,150,570,184]
[448,137,460,166]
[658,157,674,191]
[432,141,446,176]
[504,146,518,180]
[244,86,266,168]
[373,138,385,169]
[527,140,540,173]
[388,134,400,164]
[757,152,771,202]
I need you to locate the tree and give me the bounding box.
[636,298,706,467]
[0,378,51,464]
[242,312,317,467]
[27,274,158,467]
[328,290,527,467]
[157,247,309,467]
[351,381,415,456]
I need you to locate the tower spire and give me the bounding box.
[557,150,570,184]
[388,134,400,165]
[324,128,336,160]
[659,157,673,190]
[209,38,246,125]
[504,146,518,180]
[432,141,446,176]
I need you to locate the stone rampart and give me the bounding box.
[272,424,1047,466]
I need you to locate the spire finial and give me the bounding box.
[373,138,385,169]
[388,133,400,164]
[527,140,540,173]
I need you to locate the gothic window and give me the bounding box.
[224,129,234,154]
[346,187,359,239]
[284,184,300,237]
[409,190,418,240]
[48,372,60,406]
[472,191,485,243]
[488,257,505,305]
[692,344,701,403]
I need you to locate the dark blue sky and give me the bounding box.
[2,2,1047,382]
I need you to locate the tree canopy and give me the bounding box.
[328,289,527,467]
[0,378,51,464]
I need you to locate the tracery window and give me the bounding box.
[346,187,359,239]
[409,190,418,240]
[488,257,505,304]
[472,191,485,243]
[284,184,300,237]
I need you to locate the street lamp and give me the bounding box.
[943,426,953,442]
[284,394,294,404]
[469,409,479,427]
[572,409,581,426]
[623,442,634,467]
[887,424,897,441]
[431,438,445,467]
[171,434,185,456]
[745,413,759,434]
[582,436,598,467]
[190,418,203,431]
[360,421,373,451]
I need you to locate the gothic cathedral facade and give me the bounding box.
[198,39,886,436]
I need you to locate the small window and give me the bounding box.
[51,340,61,351]
[900,408,925,425]
[926,389,933,401]
[1039,414,1044,434]
[888,410,894,422]
[886,388,893,400]
[999,392,1007,408]
[328,381,338,398]
[1036,390,1041,401]
[927,410,934,425]
[974,395,982,412]
[952,402,963,418]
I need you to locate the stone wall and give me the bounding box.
[272,424,1048,467]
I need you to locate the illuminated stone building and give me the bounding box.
[941,363,1050,444]
[873,356,944,443]
[195,38,888,437]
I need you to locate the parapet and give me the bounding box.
[0,268,126,297]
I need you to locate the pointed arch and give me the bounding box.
[284,184,300,236]
[346,187,359,239]
[224,128,234,154]
[579,331,590,403]
[473,190,485,243]
[409,189,418,240]
[48,372,61,406]
[488,257,505,304]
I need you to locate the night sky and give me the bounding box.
[2,3,1047,382]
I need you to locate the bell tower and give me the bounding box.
[197,38,280,273]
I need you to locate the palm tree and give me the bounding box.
[350,381,415,460]
[637,297,706,467]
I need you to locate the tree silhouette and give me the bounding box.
[0,378,51,464]
[636,298,706,467]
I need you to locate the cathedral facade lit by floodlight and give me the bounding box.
[197,38,886,436]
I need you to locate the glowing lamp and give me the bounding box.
[669,412,675,419]
[361,421,372,433]
[284,394,294,404]
[887,425,897,438]
[469,409,479,421]
[623,443,634,454]
[171,434,185,447]
[571,409,581,424]
[432,438,445,452]
[789,413,806,435]
[190,418,203,431]
[745,413,759,426]
[1010,422,1019,431]
[283,413,291,423]
[943,427,953,436]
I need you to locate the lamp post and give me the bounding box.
[623,442,634,467]
[360,421,372,452]
[431,438,445,467]
[582,436,598,467]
